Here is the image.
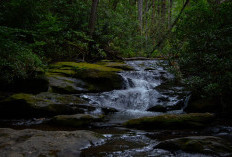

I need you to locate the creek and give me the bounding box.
[0,60,231,157]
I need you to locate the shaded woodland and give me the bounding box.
[0,0,232,115]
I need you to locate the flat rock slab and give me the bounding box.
[123,113,215,129]
[0,128,102,157]
[155,136,232,156]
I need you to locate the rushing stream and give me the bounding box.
[80,60,217,157]
[1,60,231,157]
[82,60,185,124]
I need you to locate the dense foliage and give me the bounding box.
[1,0,231,112]
[168,1,232,109]
[0,0,157,82]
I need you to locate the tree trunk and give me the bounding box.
[151,0,156,24]
[157,0,161,17]
[161,0,166,23]
[89,0,99,35]
[138,0,143,31]
[168,0,173,29]
[112,0,120,10]
[151,0,156,44]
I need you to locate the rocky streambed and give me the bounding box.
[0,60,232,157]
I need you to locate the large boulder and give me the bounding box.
[155,136,232,156]
[123,113,214,129]
[50,114,104,128]
[47,73,88,94]
[47,62,125,93]
[0,93,86,118]
[0,128,102,157]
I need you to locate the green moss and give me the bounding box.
[123,113,214,129]
[46,61,124,93]
[0,93,84,118]
[9,93,35,102]
[5,93,54,108]
[48,69,76,76]
[51,62,121,72]
[97,61,134,71]
[100,60,113,62]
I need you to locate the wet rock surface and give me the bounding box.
[155,136,232,156]
[123,113,215,129]
[0,128,102,157]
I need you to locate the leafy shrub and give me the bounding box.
[169,1,232,104]
[0,27,42,82]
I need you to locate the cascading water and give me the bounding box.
[82,60,185,124]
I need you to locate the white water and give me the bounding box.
[82,60,184,123]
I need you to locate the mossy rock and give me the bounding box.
[49,62,121,72]
[0,93,86,118]
[50,114,104,127]
[47,74,88,94]
[97,61,134,71]
[123,113,215,129]
[47,62,125,93]
[48,69,76,76]
[74,69,124,92]
[155,136,232,156]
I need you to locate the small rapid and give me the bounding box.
[82,60,185,123]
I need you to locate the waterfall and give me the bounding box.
[81,60,185,123]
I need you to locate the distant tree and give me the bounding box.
[161,0,166,22]
[112,0,120,10]
[89,0,99,35]
[138,0,143,31]
[168,0,173,29]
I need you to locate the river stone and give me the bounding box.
[0,128,102,157]
[155,136,232,156]
[50,114,104,127]
[123,113,214,129]
[47,62,124,93]
[0,93,86,118]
